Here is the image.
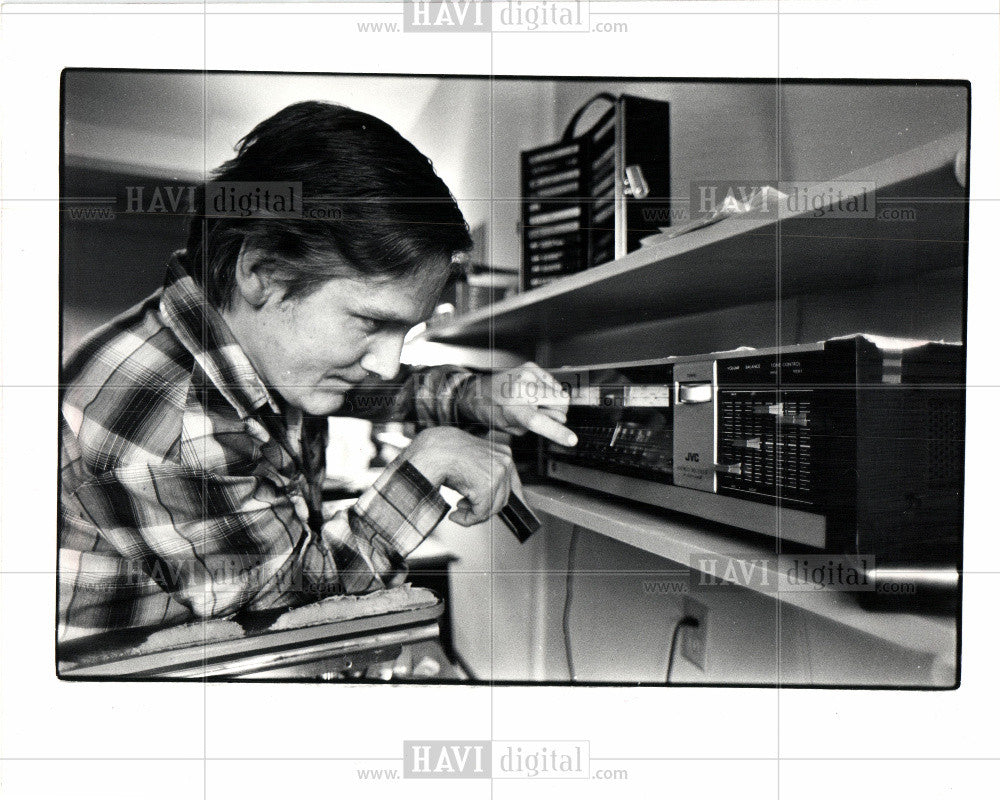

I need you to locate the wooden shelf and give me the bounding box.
[425,131,967,351]
[523,483,957,659]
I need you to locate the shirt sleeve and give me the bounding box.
[317,456,450,593]
[68,456,449,623]
[337,364,482,429]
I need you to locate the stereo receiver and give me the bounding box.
[544,335,964,572]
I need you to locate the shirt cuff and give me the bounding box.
[452,372,491,430]
[351,455,450,559]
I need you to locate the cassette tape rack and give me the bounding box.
[520,94,670,291]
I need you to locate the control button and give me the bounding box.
[732,437,762,450]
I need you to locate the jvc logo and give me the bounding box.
[685,452,700,463]
[404,1,490,31]
[404,741,491,779]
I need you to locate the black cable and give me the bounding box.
[562,526,581,682]
[561,92,617,142]
[664,616,700,684]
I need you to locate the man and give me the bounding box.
[59,101,576,644]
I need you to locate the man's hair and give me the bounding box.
[185,100,473,307]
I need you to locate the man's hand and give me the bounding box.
[405,427,521,527]
[466,362,577,447]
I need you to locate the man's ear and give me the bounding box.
[233,243,280,308]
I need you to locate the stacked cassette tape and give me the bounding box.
[586,105,618,269]
[520,138,590,290]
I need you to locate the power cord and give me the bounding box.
[664,616,700,684]
[562,526,581,682]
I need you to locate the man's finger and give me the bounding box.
[448,508,478,526]
[524,410,577,447]
[458,486,493,525]
[535,407,567,424]
[508,363,568,411]
[522,364,570,412]
[487,431,513,448]
[449,498,476,527]
[486,440,513,456]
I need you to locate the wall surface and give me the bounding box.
[551,79,967,190]
[436,512,950,686]
[61,165,189,355]
[778,82,969,182]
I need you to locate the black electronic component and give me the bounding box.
[499,491,542,544]
[543,336,965,578]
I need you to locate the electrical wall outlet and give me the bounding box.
[681,597,709,671]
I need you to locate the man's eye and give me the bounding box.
[359,316,381,333]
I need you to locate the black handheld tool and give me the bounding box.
[498,490,541,543]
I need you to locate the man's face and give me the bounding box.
[231,260,450,416]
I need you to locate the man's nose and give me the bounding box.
[359,333,404,381]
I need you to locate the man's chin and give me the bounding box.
[295,389,347,416]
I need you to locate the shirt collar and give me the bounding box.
[159,251,281,418]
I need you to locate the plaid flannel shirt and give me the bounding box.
[59,254,478,643]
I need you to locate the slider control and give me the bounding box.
[715,462,743,475]
[750,403,807,426]
[732,437,762,450]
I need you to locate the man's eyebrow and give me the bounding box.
[352,304,424,327]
